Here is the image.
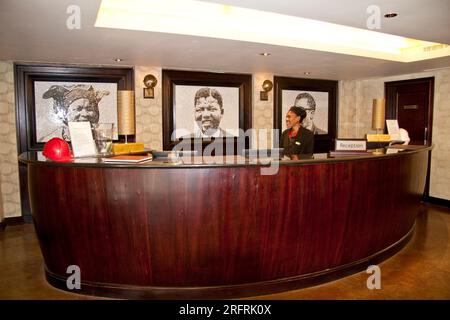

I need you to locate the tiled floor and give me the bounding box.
[0,204,449,300]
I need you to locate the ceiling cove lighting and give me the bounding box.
[96,0,450,62]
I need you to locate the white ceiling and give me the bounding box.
[0,0,449,80]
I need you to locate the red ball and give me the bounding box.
[42,138,73,162]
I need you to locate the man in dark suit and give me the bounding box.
[280,106,314,159]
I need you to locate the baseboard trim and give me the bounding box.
[4,216,25,226]
[423,196,450,209]
[0,216,30,231]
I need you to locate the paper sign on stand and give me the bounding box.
[386,120,401,141]
[68,121,97,157]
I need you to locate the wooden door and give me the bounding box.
[385,78,434,145]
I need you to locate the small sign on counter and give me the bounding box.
[68,121,97,157]
[335,139,367,151]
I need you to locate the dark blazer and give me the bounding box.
[280,126,314,157]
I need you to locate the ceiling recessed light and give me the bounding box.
[304,72,311,75]
[114,58,123,62]
[260,52,271,56]
[384,12,398,18]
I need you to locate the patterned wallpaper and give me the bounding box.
[134,66,163,150]
[428,70,450,200]
[1,62,449,219]
[0,61,20,219]
[252,73,274,148]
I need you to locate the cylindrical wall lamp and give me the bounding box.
[372,98,385,134]
[117,90,135,143]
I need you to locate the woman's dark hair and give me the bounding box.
[288,106,307,122]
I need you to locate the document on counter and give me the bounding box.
[68,121,97,157]
[386,119,401,141]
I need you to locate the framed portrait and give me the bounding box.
[162,70,252,152]
[15,64,134,151]
[274,76,338,153]
[34,81,118,142]
[173,85,240,139]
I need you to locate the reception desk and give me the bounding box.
[19,146,431,299]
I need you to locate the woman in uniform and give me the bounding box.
[280,106,314,159]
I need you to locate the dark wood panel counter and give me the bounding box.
[20,146,431,299]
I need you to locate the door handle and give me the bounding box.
[424,127,428,145]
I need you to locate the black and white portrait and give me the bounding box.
[173,85,239,139]
[281,90,329,135]
[34,81,118,142]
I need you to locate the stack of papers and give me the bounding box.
[103,155,153,163]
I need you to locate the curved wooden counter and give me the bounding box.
[20,146,431,299]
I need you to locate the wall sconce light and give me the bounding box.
[260,80,273,101]
[117,90,135,143]
[143,74,157,99]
